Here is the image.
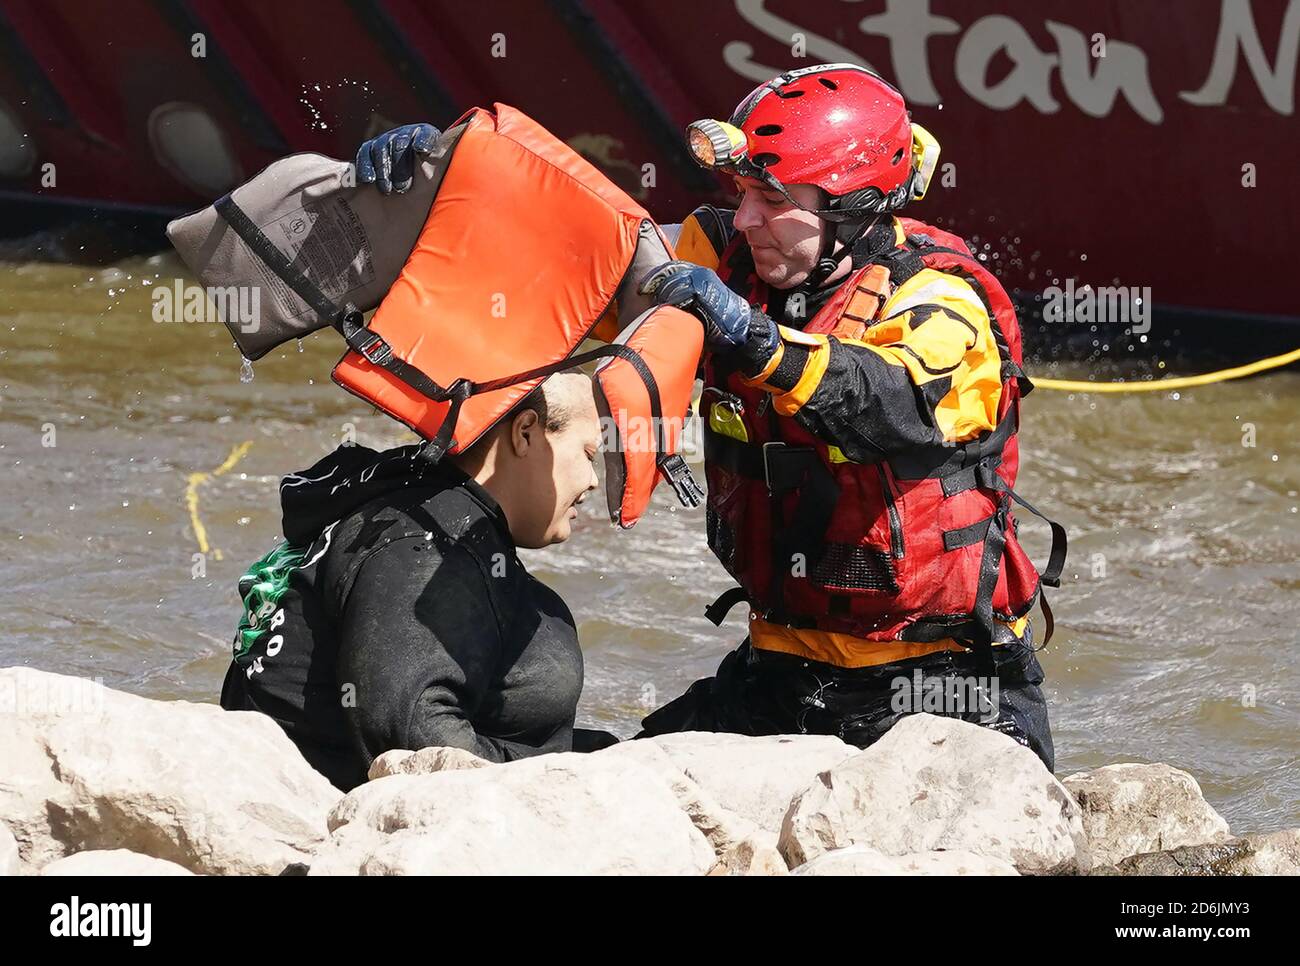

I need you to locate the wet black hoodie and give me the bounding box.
[219,443,588,790]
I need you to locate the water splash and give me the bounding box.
[299,77,378,133]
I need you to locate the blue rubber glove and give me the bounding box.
[355,123,441,194]
[640,260,779,372]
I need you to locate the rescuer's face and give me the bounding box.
[731,178,827,289]
[508,374,600,549]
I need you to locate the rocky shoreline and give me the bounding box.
[1,666,1295,876]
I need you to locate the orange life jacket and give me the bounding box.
[208,103,703,528]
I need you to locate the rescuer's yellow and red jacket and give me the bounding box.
[643,206,1066,670]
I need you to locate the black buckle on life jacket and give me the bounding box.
[941,454,1004,497]
[357,333,393,367]
[658,453,705,508]
[337,309,395,367]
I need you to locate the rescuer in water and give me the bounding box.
[356,64,1066,768]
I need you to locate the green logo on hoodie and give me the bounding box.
[234,541,309,658]
[233,518,338,659]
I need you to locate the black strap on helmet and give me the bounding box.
[806,213,902,288]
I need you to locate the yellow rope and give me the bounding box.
[186,441,254,560]
[1032,347,1300,393]
[178,350,1298,552]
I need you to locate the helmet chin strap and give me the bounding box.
[806,213,880,288]
[737,163,898,289]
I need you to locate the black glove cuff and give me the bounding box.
[734,309,780,377]
[764,344,810,392]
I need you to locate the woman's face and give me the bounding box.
[504,375,601,549]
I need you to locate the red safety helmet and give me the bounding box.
[688,63,938,222]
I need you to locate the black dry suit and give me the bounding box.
[220,443,606,790]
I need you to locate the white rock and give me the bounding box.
[594,739,764,858]
[311,751,715,875]
[793,845,1019,875]
[1100,828,1300,876]
[0,666,341,875]
[778,714,1089,874]
[39,849,196,876]
[1063,763,1232,866]
[894,850,1020,875]
[367,746,490,779]
[792,845,905,875]
[1240,828,1300,875]
[712,834,790,876]
[0,821,19,876]
[645,732,857,835]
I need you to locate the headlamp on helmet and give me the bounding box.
[686,119,749,170]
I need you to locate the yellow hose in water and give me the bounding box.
[1031,347,1300,393]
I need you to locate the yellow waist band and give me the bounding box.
[749,615,1029,669]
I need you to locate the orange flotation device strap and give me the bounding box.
[595,306,704,528]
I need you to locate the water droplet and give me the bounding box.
[239,356,255,383]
